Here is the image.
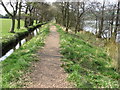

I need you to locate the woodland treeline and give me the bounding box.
[1,0,120,41]
[0,0,53,33]
[53,0,120,40]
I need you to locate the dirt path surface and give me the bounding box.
[25,25,72,88]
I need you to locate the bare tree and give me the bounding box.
[89,1,101,34]
[75,1,86,33]
[24,2,34,27]
[107,4,116,37]
[1,0,18,33]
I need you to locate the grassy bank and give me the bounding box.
[56,25,119,88]
[1,18,27,53]
[75,29,119,70]
[1,19,45,56]
[1,24,50,88]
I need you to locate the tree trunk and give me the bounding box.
[75,2,80,34]
[63,2,67,27]
[110,20,114,37]
[10,17,15,33]
[24,18,28,27]
[75,16,78,34]
[62,3,65,26]
[110,6,115,37]
[65,2,69,32]
[24,6,28,27]
[95,17,98,34]
[29,10,34,26]
[29,13,34,26]
[17,2,22,29]
[114,1,120,37]
[98,0,105,38]
[98,18,104,38]
[17,18,20,29]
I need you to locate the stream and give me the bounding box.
[0,28,40,61]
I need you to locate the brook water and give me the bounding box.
[0,28,40,61]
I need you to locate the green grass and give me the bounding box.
[56,24,119,88]
[76,29,119,70]
[1,18,24,34]
[76,31,105,47]
[1,24,50,88]
[1,18,27,44]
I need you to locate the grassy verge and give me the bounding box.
[56,24,119,88]
[1,24,50,88]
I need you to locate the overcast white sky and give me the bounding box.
[0,0,118,15]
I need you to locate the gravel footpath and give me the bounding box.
[25,25,72,88]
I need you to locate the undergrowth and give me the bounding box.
[56,24,119,88]
[1,24,50,88]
